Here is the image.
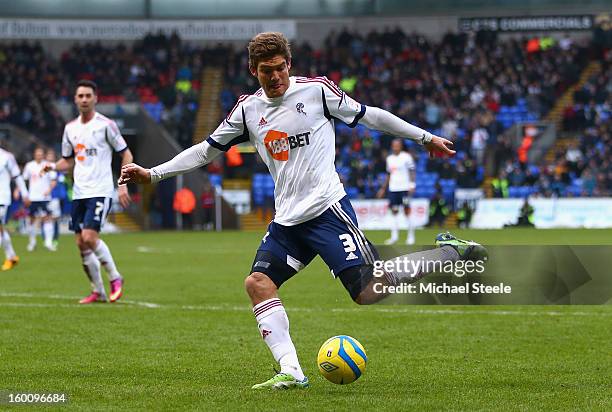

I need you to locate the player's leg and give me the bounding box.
[42,210,56,251]
[385,192,400,244]
[344,232,488,305]
[27,206,38,251]
[0,206,19,271]
[403,194,415,245]
[76,232,106,303]
[49,198,61,248]
[82,198,123,302]
[247,224,312,390]
[71,199,105,303]
[316,197,486,304]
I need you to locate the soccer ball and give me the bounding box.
[317,335,367,384]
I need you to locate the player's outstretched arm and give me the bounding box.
[119,163,151,184]
[359,106,455,157]
[119,140,221,186]
[42,158,74,174]
[117,149,134,208]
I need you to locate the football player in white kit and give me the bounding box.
[23,147,57,252]
[0,145,30,270]
[377,138,416,245]
[119,32,486,390]
[44,80,133,304]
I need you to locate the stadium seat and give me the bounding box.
[208,174,222,188]
[346,187,359,199]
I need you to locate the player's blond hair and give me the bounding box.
[248,32,292,71]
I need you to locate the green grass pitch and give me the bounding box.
[1,228,611,410]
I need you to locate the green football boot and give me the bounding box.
[251,373,310,390]
[435,232,488,262]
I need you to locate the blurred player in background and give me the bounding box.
[44,80,133,304]
[377,138,416,245]
[23,147,57,252]
[0,145,30,271]
[119,32,485,390]
[45,149,64,249]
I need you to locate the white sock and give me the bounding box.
[253,298,305,381]
[2,230,16,260]
[81,250,105,296]
[406,212,415,241]
[43,221,54,247]
[94,239,121,281]
[28,222,37,245]
[390,213,399,240]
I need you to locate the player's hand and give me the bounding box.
[376,188,386,199]
[407,182,416,195]
[425,135,455,158]
[118,184,131,209]
[22,197,31,207]
[40,162,56,176]
[119,163,151,185]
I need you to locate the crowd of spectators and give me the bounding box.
[1,33,220,149]
[0,42,65,143]
[2,27,608,206]
[492,50,610,198]
[221,28,594,202]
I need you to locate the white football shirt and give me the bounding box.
[386,151,415,192]
[208,76,365,226]
[61,112,128,199]
[0,149,23,205]
[23,160,57,202]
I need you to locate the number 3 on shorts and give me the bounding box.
[338,233,356,253]
[94,201,104,221]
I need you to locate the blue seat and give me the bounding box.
[346,187,359,199]
[208,174,222,187]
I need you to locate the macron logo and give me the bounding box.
[262,329,272,339]
[258,117,267,127]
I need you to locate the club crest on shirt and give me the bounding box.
[296,102,307,116]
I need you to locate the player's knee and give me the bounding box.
[353,292,375,305]
[338,265,374,304]
[244,272,275,295]
[80,232,98,249]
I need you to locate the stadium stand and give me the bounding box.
[1,28,608,211]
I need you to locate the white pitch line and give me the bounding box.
[0,292,161,308]
[0,295,609,317]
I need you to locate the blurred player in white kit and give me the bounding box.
[23,147,57,252]
[0,144,30,270]
[377,138,416,244]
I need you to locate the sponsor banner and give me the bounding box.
[471,198,612,229]
[372,245,612,305]
[0,18,296,40]
[459,15,593,32]
[351,199,429,230]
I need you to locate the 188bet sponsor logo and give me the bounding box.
[264,130,311,161]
